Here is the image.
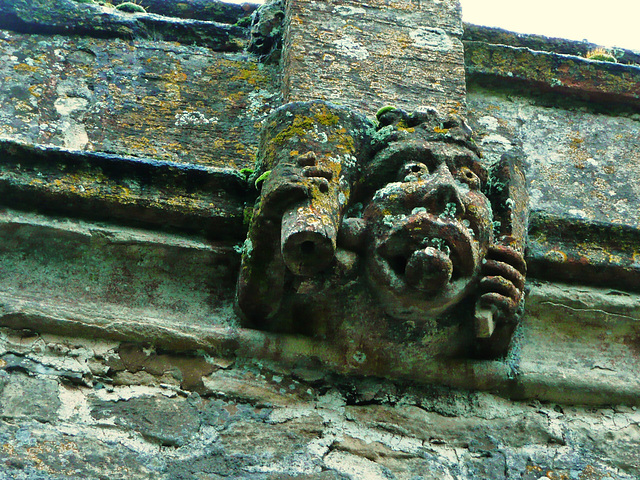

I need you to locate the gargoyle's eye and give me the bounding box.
[457,167,481,190]
[398,162,429,181]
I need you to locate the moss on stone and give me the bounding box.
[115,2,146,13]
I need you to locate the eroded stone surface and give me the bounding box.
[465,41,640,110]
[0,209,240,327]
[0,0,249,49]
[282,0,466,115]
[0,327,639,480]
[0,30,280,168]
[468,87,640,290]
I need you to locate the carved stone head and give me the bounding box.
[357,108,494,320]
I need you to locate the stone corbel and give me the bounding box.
[237,102,528,358]
[236,101,373,328]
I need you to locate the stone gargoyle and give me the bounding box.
[236,101,528,357]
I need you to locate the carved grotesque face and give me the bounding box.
[364,150,493,320]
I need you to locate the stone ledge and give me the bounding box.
[464,23,640,66]
[464,41,640,110]
[527,214,640,292]
[0,30,280,168]
[0,141,247,238]
[0,208,240,325]
[2,231,639,407]
[0,0,249,50]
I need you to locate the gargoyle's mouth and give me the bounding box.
[376,213,476,293]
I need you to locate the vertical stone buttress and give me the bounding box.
[281,0,467,115]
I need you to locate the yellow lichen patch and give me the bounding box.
[13,63,39,73]
[121,135,160,156]
[433,126,448,134]
[569,136,584,148]
[230,64,270,87]
[313,104,340,126]
[272,115,316,145]
[586,47,617,63]
[327,130,356,153]
[14,100,35,113]
[28,85,44,97]
[226,91,247,108]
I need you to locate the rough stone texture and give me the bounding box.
[140,0,259,23]
[3,210,640,408]
[467,87,640,290]
[0,0,249,49]
[0,2,639,478]
[463,23,640,66]
[0,141,248,237]
[467,89,640,228]
[1,328,639,480]
[282,0,467,116]
[465,41,640,110]
[0,209,240,332]
[0,29,280,168]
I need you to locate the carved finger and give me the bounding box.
[479,275,520,300]
[478,291,519,316]
[481,259,525,290]
[486,244,527,274]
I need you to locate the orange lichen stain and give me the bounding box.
[433,126,449,134]
[162,69,188,83]
[569,136,584,148]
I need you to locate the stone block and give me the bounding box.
[282,0,466,115]
[0,30,279,169]
[90,394,201,447]
[0,372,60,423]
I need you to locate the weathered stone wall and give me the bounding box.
[2,327,639,480]
[1,1,640,479]
[467,87,640,290]
[282,0,466,115]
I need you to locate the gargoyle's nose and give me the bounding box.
[422,165,465,217]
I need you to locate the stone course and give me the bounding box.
[1,328,639,479]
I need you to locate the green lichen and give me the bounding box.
[255,170,271,189]
[239,168,254,180]
[115,1,146,13]
[235,16,252,28]
[375,105,397,120]
[243,205,254,226]
[440,202,457,219]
